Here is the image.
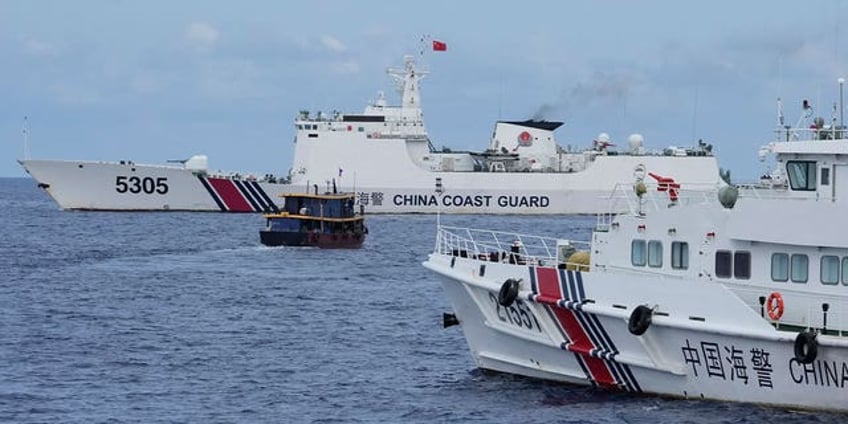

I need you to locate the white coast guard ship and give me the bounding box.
[425,85,848,411]
[19,55,720,214]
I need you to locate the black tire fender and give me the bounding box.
[628,305,653,336]
[794,331,818,364]
[497,278,520,307]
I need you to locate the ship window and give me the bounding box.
[715,250,732,278]
[771,253,789,282]
[821,255,839,285]
[648,240,663,268]
[734,251,751,279]
[842,257,848,285]
[821,167,831,186]
[671,241,688,269]
[631,240,646,267]
[358,127,364,132]
[786,161,817,191]
[791,254,809,283]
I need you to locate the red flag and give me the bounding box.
[432,40,447,51]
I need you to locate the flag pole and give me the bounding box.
[435,177,443,228]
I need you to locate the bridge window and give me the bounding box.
[648,240,663,268]
[791,254,809,283]
[821,255,839,285]
[842,256,848,286]
[842,257,848,285]
[771,253,789,281]
[786,161,817,191]
[671,242,689,269]
[631,240,646,267]
[715,250,732,278]
[734,251,751,279]
[821,167,831,186]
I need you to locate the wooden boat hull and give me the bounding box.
[259,230,365,248]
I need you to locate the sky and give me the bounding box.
[2,0,848,181]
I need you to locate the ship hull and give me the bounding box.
[20,155,720,214]
[425,252,848,412]
[259,230,364,248]
[19,159,285,213]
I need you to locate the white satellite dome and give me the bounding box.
[628,133,644,153]
[596,132,611,143]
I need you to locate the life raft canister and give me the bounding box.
[766,292,784,321]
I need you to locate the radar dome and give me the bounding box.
[718,185,738,209]
[185,155,209,173]
[596,133,611,143]
[628,134,644,153]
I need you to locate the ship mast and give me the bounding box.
[386,55,428,121]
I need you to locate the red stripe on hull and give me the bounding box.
[535,268,616,388]
[207,178,253,212]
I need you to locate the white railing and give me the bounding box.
[735,184,825,202]
[596,182,720,230]
[434,225,591,267]
[774,126,846,142]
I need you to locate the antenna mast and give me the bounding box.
[840,78,845,132]
[22,116,31,160]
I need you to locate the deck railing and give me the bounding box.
[595,182,720,231]
[434,225,591,268]
[774,126,846,143]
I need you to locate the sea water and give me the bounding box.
[0,178,843,423]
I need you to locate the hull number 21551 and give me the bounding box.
[487,292,542,332]
[115,176,169,194]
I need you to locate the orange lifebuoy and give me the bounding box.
[766,292,784,320]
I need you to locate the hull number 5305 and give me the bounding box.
[116,176,169,194]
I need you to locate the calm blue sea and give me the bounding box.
[0,177,844,423]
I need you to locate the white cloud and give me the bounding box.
[23,38,57,57]
[185,22,220,52]
[48,83,103,106]
[197,59,268,99]
[321,35,346,53]
[332,60,360,74]
[131,74,164,95]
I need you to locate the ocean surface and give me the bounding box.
[1,177,845,423]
